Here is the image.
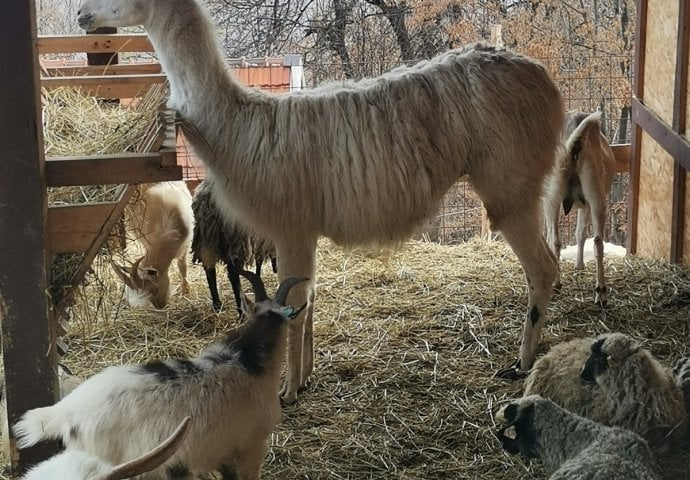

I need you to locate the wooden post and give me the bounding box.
[87,26,119,66]
[0,0,60,473]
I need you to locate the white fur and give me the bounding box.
[14,276,302,479]
[77,0,564,399]
[115,181,193,309]
[544,111,617,305]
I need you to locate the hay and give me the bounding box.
[43,85,167,307]
[4,238,687,479]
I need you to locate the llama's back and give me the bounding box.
[268,43,563,245]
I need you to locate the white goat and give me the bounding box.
[523,333,687,453]
[14,271,308,480]
[112,181,193,309]
[22,417,191,480]
[496,395,660,480]
[77,0,564,401]
[543,111,616,305]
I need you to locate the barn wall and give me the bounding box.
[635,0,689,266]
[637,133,674,259]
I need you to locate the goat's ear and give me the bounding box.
[112,262,136,289]
[139,266,159,278]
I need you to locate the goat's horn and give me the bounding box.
[275,277,310,305]
[235,267,269,302]
[106,417,191,480]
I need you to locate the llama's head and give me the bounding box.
[112,258,171,309]
[77,0,149,31]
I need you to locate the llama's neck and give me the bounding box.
[145,0,244,118]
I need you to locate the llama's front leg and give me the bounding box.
[276,238,317,404]
[496,212,557,379]
[543,196,562,290]
[301,288,316,387]
[177,253,190,295]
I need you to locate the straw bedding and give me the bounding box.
[4,238,688,479]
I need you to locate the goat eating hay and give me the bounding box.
[77,0,564,402]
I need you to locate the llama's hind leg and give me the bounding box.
[275,237,317,404]
[494,210,558,378]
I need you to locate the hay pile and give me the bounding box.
[4,238,688,479]
[43,85,167,306]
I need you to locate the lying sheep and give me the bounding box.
[14,270,307,480]
[673,356,690,438]
[22,417,190,480]
[496,395,660,480]
[191,180,277,314]
[523,332,687,452]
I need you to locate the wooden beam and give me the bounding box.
[628,0,649,255]
[46,153,182,186]
[41,73,166,98]
[670,0,690,263]
[48,203,119,254]
[0,0,60,473]
[633,98,690,171]
[37,33,154,54]
[43,63,162,77]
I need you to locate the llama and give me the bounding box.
[77,0,564,402]
[543,111,616,305]
[112,181,193,309]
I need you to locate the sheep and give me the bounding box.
[112,181,194,309]
[22,417,191,480]
[523,332,687,453]
[672,356,690,438]
[543,111,617,305]
[496,394,660,480]
[77,0,564,401]
[191,179,277,314]
[14,271,308,480]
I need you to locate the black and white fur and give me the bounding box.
[14,271,307,480]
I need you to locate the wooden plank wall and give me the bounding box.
[630,0,690,267]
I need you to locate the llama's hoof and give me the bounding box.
[279,382,299,405]
[595,287,608,307]
[494,359,527,380]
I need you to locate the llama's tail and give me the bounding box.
[13,406,65,448]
